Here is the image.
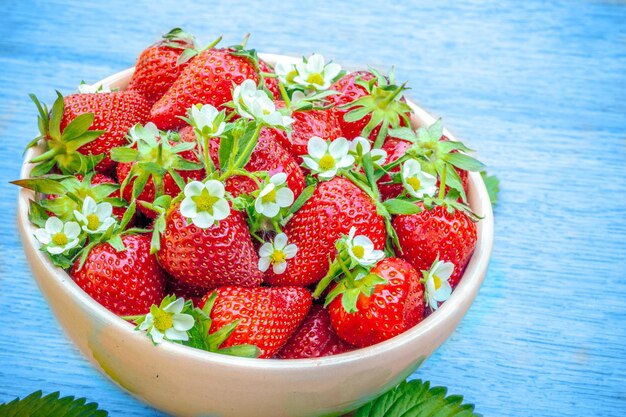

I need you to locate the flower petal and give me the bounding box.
[307,136,327,159]
[205,180,225,198]
[192,211,214,229]
[283,243,298,258]
[165,328,189,341]
[164,298,184,314]
[258,256,271,272]
[270,172,287,186]
[180,197,198,218]
[212,198,230,221]
[275,188,294,207]
[45,217,63,234]
[172,313,195,331]
[150,327,165,344]
[329,137,349,157]
[64,222,81,239]
[272,261,288,275]
[184,181,205,197]
[259,242,274,257]
[274,233,289,250]
[34,229,51,244]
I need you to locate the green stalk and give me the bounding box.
[438,165,447,200]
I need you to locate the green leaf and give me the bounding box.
[29,158,57,177]
[0,390,108,417]
[218,134,234,171]
[352,379,480,417]
[383,199,422,215]
[288,184,316,214]
[217,344,261,358]
[480,171,500,206]
[445,153,485,172]
[389,127,417,142]
[60,112,94,141]
[48,92,65,139]
[28,201,49,228]
[11,178,67,195]
[110,147,139,163]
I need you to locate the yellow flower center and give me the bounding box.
[319,154,336,170]
[192,189,219,213]
[433,274,442,290]
[261,188,277,204]
[352,245,365,259]
[307,72,325,86]
[51,232,68,246]
[286,70,298,84]
[270,250,287,264]
[406,176,422,191]
[263,108,271,115]
[86,213,101,230]
[151,306,173,333]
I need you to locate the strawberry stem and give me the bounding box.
[438,165,447,200]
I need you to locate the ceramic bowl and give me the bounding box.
[17,53,494,417]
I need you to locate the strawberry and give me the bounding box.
[326,71,375,139]
[201,286,312,358]
[157,201,263,288]
[71,234,166,315]
[276,305,352,359]
[178,125,305,199]
[165,275,211,307]
[115,124,204,219]
[326,70,412,147]
[278,106,342,161]
[127,28,197,105]
[393,204,477,287]
[378,137,412,200]
[29,91,151,175]
[328,257,424,347]
[258,59,280,99]
[150,48,259,130]
[265,177,386,287]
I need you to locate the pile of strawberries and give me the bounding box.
[16,29,484,359]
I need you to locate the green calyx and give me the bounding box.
[313,234,387,313]
[342,68,413,148]
[112,125,202,201]
[160,27,197,50]
[27,92,105,176]
[176,34,222,66]
[12,173,123,222]
[388,119,486,204]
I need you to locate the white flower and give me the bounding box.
[180,180,230,228]
[258,233,298,275]
[73,196,116,234]
[232,79,294,128]
[138,298,195,344]
[77,82,111,94]
[344,227,384,267]
[401,159,437,198]
[293,54,341,91]
[190,104,225,137]
[34,217,81,255]
[254,173,295,218]
[302,136,355,179]
[128,122,160,144]
[274,61,298,84]
[349,137,387,166]
[424,260,454,310]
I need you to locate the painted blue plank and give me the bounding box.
[0,0,625,416]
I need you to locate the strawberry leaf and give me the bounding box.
[0,391,108,417]
[352,379,480,417]
[383,198,422,215]
[480,171,499,206]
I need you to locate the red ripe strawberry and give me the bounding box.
[127,28,197,105]
[116,128,204,219]
[326,71,375,139]
[179,126,305,199]
[276,305,352,359]
[378,137,412,200]
[61,90,151,174]
[157,201,263,288]
[328,258,424,347]
[288,108,343,161]
[150,48,259,130]
[201,286,312,358]
[258,59,280,99]
[71,234,166,315]
[393,204,477,287]
[265,177,386,287]
[165,275,210,307]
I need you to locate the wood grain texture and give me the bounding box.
[1,0,625,416]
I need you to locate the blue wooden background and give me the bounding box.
[1,1,625,416]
